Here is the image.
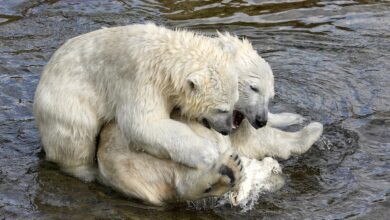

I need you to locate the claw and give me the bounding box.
[204,186,212,193]
[219,165,235,185]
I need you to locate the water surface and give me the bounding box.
[0,0,389,219]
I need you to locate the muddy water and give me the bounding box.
[0,0,389,219]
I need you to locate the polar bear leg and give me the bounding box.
[233,120,323,160]
[267,112,305,128]
[253,122,323,160]
[41,122,98,181]
[116,94,222,170]
[37,105,99,182]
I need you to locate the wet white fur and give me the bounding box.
[268,112,305,128]
[97,111,322,206]
[98,31,322,205]
[231,118,323,160]
[33,24,239,181]
[216,33,323,161]
[219,33,322,161]
[218,33,274,126]
[229,113,322,206]
[97,119,240,205]
[95,32,323,205]
[34,23,324,206]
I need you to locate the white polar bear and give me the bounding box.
[213,33,323,205]
[97,111,321,206]
[96,33,323,206]
[33,23,241,182]
[97,119,245,205]
[216,33,323,160]
[216,33,274,129]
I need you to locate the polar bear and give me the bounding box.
[97,119,244,206]
[97,118,286,206]
[216,33,274,129]
[96,111,321,206]
[33,23,240,182]
[96,33,323,205]
[97,112,321,206]
[215,33,323,160]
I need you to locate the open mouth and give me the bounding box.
[202,118,211,129]
[201,111,245,131]
[233,110,245,130]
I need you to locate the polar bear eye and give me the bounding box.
[217,109,229,114]
[250,85,259,93]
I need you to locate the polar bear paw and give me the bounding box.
[292,121,323,155]
[203,150,245,196]
[268,112,306,128]
[219,151,244,187]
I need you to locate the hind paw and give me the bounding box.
[202,150,245,197]
[219,151,244,187]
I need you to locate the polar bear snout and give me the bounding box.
[241,105,269,129]
[220,129,231,136]
[255,113,268,128]
[201,113,233,135]
[255,119,267,128]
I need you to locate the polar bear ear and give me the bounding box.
[186,73,202,92]
[217,37,237,58]
[219,40,237,55]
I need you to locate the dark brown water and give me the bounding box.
[1,0,389,219]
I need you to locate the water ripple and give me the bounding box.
[0,0,389,219]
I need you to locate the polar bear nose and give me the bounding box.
[255,119,267,128]
[220,129,231,136]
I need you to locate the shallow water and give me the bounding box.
[0,0,389,219]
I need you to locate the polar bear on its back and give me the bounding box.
[33,23,239,181]
[216,33,274,129]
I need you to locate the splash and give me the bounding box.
[229,157,285,211]
[187,157,285,212]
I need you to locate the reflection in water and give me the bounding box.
[0,0,389,219]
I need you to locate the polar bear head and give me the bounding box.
[178,53,239,135]
[218,33,275,129]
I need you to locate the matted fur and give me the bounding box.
[33,23,239,181]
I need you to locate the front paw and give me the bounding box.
[185,145,220,169]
